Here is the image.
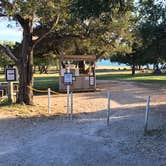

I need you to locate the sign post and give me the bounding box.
[64,69,73,119]
[144,96,150,134]
[5,68,18,103]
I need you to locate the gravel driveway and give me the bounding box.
[0,81,166,166]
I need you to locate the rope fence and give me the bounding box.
[27,86,73,118]
[27,86,58,113]
[27,86,58,94]
[14,86,166,133]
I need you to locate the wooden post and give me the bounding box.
[0,90,4,98]
[144,96,150,134]
[107,92,111,126]
[8,82,14,103]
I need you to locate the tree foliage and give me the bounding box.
[138,0,166,64]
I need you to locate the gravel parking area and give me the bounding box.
[0,81,166,166]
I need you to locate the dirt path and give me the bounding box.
[0,81,166,166]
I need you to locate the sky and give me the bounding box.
[0,19,22,43]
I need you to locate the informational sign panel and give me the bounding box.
[5,68,17,82]
[75,68,79,76]
[64,73,73,85]
[89,76,94,85]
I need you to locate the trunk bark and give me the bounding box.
[16,21,34,105]
[138,65,141,70]
[17,49,34,105]
[132,64,136,76]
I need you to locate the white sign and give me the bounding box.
[64,73,73,85]
[89,76,94,85]
[6,68,17,81]
[75,68,79,76]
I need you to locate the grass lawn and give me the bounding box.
[0,73,59,91]
[96,70,166,85]
[0,70,165,91]
[33,73,59,91]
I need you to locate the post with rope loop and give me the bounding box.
[48,88,51,113]
[107,92,111,126]
[144,96,150,134]
[27,86,58,113]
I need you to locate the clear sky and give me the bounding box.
[0,19,22,43]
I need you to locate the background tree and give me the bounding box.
[138,0,166,67]
[108,0,166,75]
[0,41,15,73]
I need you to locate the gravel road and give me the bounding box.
[0,81,166,166]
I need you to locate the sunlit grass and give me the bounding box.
[0,70,165,91]
[34,73,59,91]
[96,70,166,84]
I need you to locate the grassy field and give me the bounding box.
[0,70,165,90]
[33,73,59,91]
[0,73,59,91]
[96,70,166,84]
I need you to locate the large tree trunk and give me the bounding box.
[17,49,34,105]
[16,22,34,105]
[131,64,136,76]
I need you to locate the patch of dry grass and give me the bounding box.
[0,98,66,119]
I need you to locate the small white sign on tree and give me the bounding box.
[5,68,17,82]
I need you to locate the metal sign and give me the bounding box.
[89,76,95,85]
[5,68,17,82]
[64,73,73,85]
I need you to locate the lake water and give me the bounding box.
[96,59,126,66]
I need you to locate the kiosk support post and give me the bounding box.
[66,67,70,119]
[8,82,14,103]
[67,85,70,118]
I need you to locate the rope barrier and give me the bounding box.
[27,86,58,94]
[50,90,58,95]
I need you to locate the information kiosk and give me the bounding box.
[59,55,97,92]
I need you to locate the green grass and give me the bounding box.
[33,74,59,91]
[0,73,59,93]
[0,74,5,82]
[96,71,166,84]
[0,71,165,91]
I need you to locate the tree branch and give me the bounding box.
[0,44,18,63]
[33,15,60,49]
[14,14,29,28]
[0,0,14,12]
[96,51,106,60]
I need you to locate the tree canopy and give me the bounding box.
[0,0,165,104]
